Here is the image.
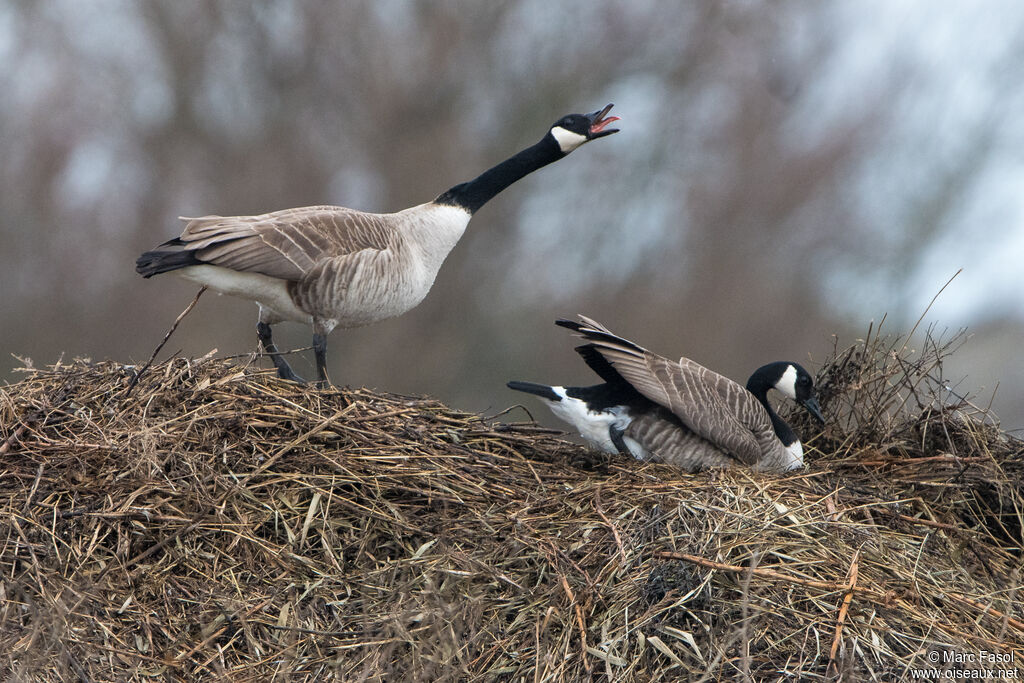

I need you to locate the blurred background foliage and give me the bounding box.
[2,0,1022,431]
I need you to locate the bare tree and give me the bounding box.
[1,0,1021,426]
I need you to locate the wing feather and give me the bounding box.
[175,206,398,281]
[625,412,735,471]
[562,316,774,465]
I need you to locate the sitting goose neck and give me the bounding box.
[434,134,564,214]
[746,382,800,448]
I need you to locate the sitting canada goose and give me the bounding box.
[507,316,824,472]
[137,105,620,384]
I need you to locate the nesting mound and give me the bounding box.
[2,329,1022,681]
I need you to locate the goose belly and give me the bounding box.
[292,250,436,329]
[177,265,312,324]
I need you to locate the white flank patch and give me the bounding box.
[544,388,632,454]
[782,440,805,470]
[621,435,651,461]
[177,265,312,324]
[550,126,588,153]
[775,364,798,399]
[755,439,804,472]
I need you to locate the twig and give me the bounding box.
[892,512,960,531]
[486,403,537,422]
[902,269,961,349]
[123,286,207,397]
[0,422,29,455]
[739,550,760,682]
[0,398,58,456]
[559,574,590,673]
[10,515,47,590]
[124,512,214,577]
[828,548,860,674]
[657,551,889,600]
[998,569,1020,641]
[21,463,45,514]
[943,592,1024,634]
[172,597,275,665]
[594,487,628,566]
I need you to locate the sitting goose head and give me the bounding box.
[752,362,825,424]
[745,361,825,470]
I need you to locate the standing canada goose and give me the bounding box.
[507,316,824,472]
[136,105,620,384]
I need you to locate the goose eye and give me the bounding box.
[567,116,581,129]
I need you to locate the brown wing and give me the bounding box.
[617,354,766,465]
[565,316,774,466]
[177,206,398,281]
[625,412,735,471]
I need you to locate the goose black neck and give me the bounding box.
[746,384,799,447]
[434,134,563,214]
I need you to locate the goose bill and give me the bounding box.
[586,103,620,138]
[802,397,825,424]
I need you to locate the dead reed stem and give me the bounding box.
[1,323,1021,681]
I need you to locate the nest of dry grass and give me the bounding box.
[2,326,1022,681]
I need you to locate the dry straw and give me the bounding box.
[1,323,1021,681]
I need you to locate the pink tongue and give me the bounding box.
[590,116,621,133]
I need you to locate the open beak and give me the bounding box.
[586,103,620,139]
[802,396,825,424]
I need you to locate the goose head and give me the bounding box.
[753,362,825,424]
[549,103,621,154]
[746,362,823,470]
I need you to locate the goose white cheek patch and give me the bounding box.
[550,126,588,153]
[774,364,798,400]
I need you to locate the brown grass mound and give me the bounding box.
[1,327,1022,681]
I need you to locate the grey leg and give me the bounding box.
[609,425,632,456]
[313,333,330,387]
[257,321,305,383]
[311,318,334,387]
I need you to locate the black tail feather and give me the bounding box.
[555,317,646,355]
[506,381,562,402]
[574,344,630,386]
[554,318,584,333]
[136,246,203,278]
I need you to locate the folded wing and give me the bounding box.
[175,206,397,281]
